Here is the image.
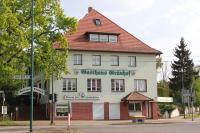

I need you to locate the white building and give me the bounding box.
[52,7,161,120]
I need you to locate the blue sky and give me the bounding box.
[61,0,200,66]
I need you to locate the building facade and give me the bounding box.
[51,7,161,120]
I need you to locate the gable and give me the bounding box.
[64,7,161,55]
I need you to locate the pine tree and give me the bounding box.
[170,37,197,104]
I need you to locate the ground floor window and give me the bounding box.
[56,103,71,117]
[128,102,142,112]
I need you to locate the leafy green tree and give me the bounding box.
[158,103,176,118]
[156,57,163,70]
[0,0,77,88]
[169,37,197,104]
[158,81,171,97]
[0,0,77,111]
[194,78,200,113]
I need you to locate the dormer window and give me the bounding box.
[109,35,118,43]
[89,34,99,42]
[99,35,108,42]
[88,32,118,43]
[94,19,101,26]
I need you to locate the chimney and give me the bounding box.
[88,7,93,13]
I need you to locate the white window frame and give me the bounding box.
[111,79,125,92]
[110,55,119,66]
[128,56,136,67]
[109,35,118,43]
[92,55,101,66]
[63,78,77,92]
[99,34,108,42]
[87,79,101,92]
[134,79,147,92]
[73,54,82,65]
[89,34,99,42]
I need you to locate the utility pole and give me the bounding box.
[181,68,185,119]
[30,0,35,132]
[50,74,54,125]
[190,81,194,121]
[2,93,5,120]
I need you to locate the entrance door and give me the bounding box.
[93,103,104,120]
[109,103,120,119]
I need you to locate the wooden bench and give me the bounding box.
[129,116,146,123]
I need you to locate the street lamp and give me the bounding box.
[50,74,54,125]
[181,68,185,119]
[30,0,35,132]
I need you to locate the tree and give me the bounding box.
[169,37,197,104]
[156,56,163,70]
[0,0,77,89]
[0,0,77,111]
[157,57,171,97]
[194,78,200,113]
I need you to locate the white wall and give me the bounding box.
[51,51,157,104]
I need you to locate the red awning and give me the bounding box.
[122,92,153,101]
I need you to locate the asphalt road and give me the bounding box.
[76,123,200,133]
[1,122,200,133]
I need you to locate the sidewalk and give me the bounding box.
[12,116,200,126]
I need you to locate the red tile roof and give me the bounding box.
[122,92,153,101]
[57,7,161,54]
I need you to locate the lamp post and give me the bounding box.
[50,74,54,125]
[30,0,35,132]
[181,68,185,119]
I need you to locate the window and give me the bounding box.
[128,56,136,67]
[94,19,101,26]
[92,55,101,66]
[99,35,108,42]
[56,104,71,116]
[73,54,82,65]
[128,103,142,112]
[109,35,118,43]
[110,55,119,66]
[134,79,147,92]
[63,78,77,91]
[111,79,125,92]
[89,34,99,42]
[87,79,101,92]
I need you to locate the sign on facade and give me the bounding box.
[64,92,100,100]
[1,106,7,115]
[73,69,135,76]
[17,87,45,95]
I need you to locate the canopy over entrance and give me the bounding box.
[121,92,153,101]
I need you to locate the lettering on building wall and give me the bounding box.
[64,92,100,100]
[73,69,135,76]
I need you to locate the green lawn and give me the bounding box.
[185,114,200,119]
[0,120,18,126]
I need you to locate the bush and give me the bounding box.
[159,103,176,117]
[0,115,11,121]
